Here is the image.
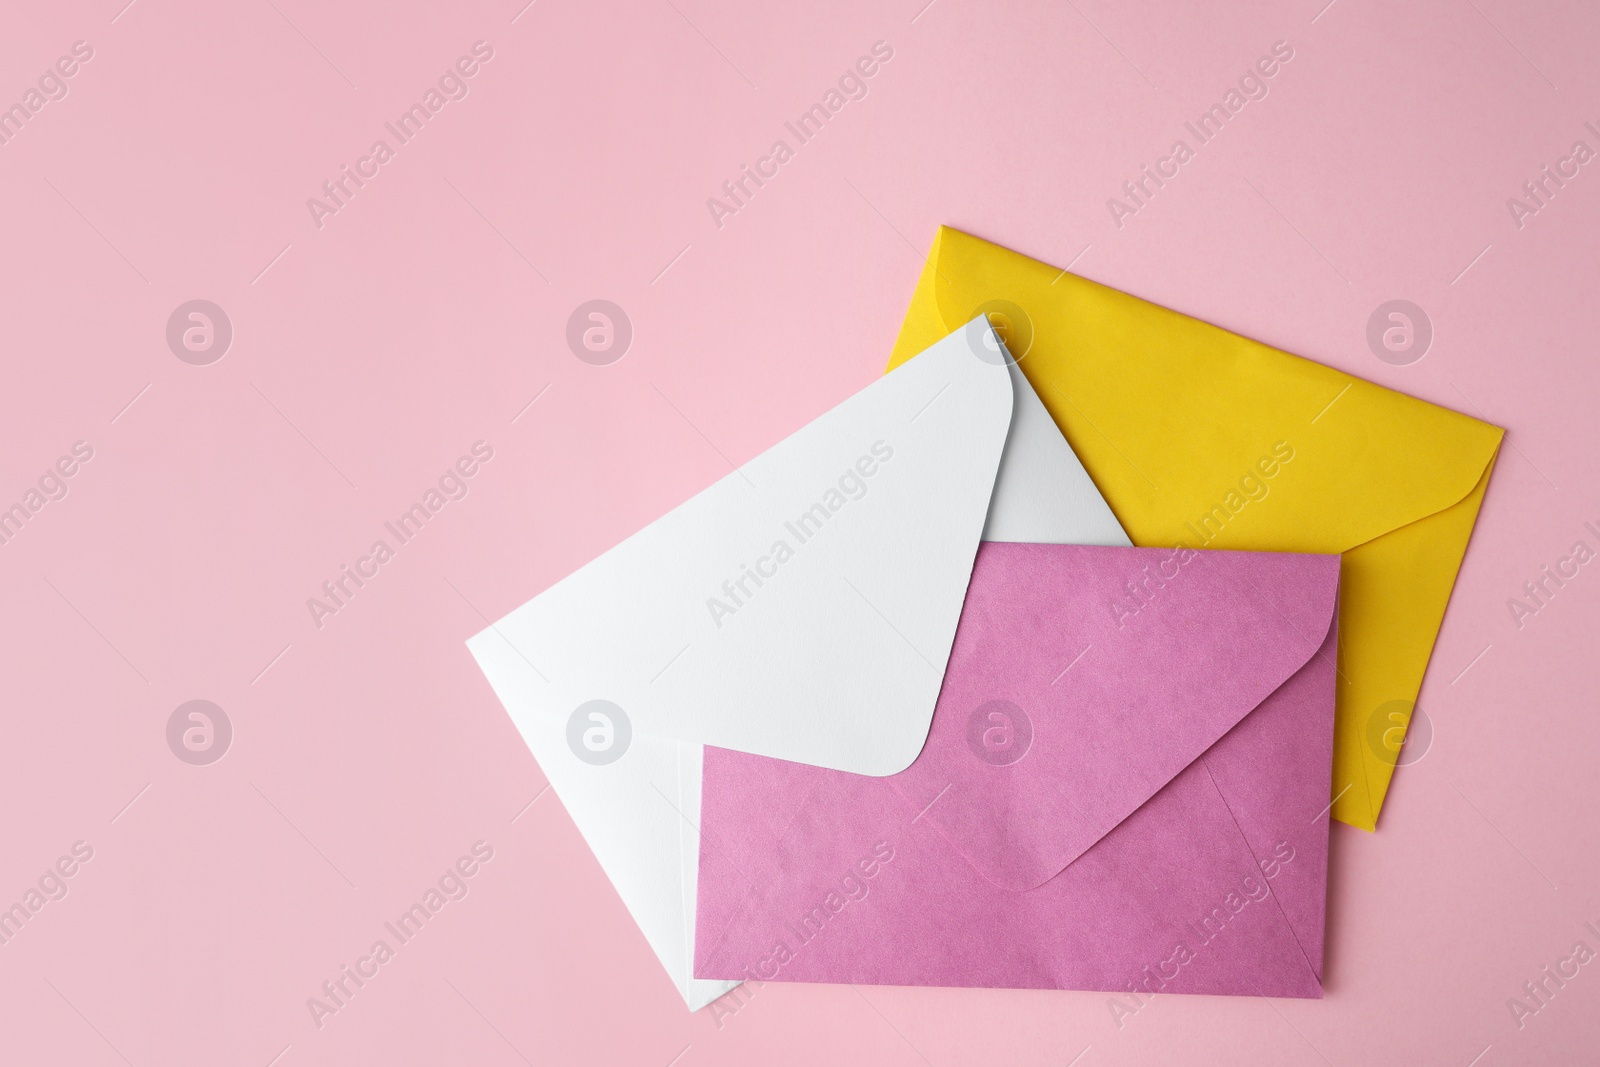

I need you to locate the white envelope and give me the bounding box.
[468,323,1130,1007]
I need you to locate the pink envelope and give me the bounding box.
[694,543,1340,999]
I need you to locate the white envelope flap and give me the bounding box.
[482,327,1013,775]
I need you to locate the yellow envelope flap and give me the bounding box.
[890,227,1504,556]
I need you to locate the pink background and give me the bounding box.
[1,0,1596,1064]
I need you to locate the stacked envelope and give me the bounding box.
[468,227,1502,1009]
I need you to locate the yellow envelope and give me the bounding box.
[888,227,1502,831]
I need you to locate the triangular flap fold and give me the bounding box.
[888,542,1340,891]
[908,226,1503,556]
[479,327,1013,776]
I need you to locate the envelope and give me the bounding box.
[886,227,1503,830]
[695,543,1340,998]
[467,325,1129,1008]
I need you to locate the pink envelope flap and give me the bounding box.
[888,543,1340,892]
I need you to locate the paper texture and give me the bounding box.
[696,543,1340,997]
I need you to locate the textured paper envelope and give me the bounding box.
[886,226,1502,830]
[696,543,1339,997]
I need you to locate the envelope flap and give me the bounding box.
[892,226,1504,556]
[887,543,1340,892]
[477,327,1012,776]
